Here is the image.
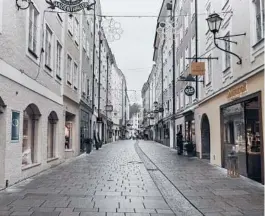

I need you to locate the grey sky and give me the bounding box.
[100,0,163,104]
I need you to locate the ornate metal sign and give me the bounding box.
[184,86,195,97]
[45,0,95,12]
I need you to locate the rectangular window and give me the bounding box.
[68,15,73,35]
[184,15,188,31]
[82,72,86,93]
[87,78,90,97]
[180,90,184,108]
[224,32,231,69]
[67,55,72,84]
[86,39,90,57]
[191,36,196,58]
[45,25,52,69]
[185,47,189,68]
[191,82,196,102]
[180,56,183,74]
[191,0,195,20]
[176,94,179,110]
[28,4,39,55]
[56,42,62,78]
[82,29,86,50]
[254,0,264,41]
[207,55,212,84]
[74,18,79,45]
[73,63,78,89]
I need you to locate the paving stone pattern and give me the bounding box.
[138,141,264,216]
[0,141,176,216]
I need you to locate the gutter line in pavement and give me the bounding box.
[135,141,205,216]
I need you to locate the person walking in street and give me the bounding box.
[177,130,183,155]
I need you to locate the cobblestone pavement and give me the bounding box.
[0,141,177,216]
[138,141,264,216]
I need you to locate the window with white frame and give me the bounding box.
[180,56,183,74]
[185,87,189,105]
[191,82,196,101]
[86,39,90,57]
[67,55,72,84]
[224,32,231,69]
[176,93,179,110]
[253,0,264,42]
[87,78,90,98]
[56,41,62,78]
[74,18,79,45]
[191,0,195,20]
[73,63,78,89]
[185,47,189,68]
[180,90,184,108]
[82,72,87,94]
[191,36,196,58]
[207,55,212,84]
[184,15,188,31]
[28,4,39,55]
[82,29,86,50]
[176,60,179,78]
[45,25,52,69]
[68,15,73,35]
[179,27,183,43]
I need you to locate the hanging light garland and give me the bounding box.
[102,18,124,42]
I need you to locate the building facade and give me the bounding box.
[0,0,128,189]
[143,0,264,184]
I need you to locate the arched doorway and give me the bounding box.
[201,114,210,160]
[48,111,58,159]
[22,103,41,166]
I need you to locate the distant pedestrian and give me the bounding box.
[177,130,183,155]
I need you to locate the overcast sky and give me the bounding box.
[100,0,163,105]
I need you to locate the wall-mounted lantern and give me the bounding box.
[206,13,246,65]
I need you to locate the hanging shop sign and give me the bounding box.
[45,0,95,12]
[184,86,195,96]
[105,105,113,112]
[227,82,247,100]
[11,111,20,141]
[191,62,205,76]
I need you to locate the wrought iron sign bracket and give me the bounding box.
[185,57,219,60]
[213,32,246,65]
[178,75,204,84]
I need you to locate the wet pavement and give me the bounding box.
[0,140,263,216]
[138,141,264,216]
[0,141,175,216]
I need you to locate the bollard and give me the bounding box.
[227,154,240,178]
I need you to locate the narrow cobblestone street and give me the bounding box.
[0,141,264,216]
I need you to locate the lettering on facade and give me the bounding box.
[191,62,205,76]
[45,0,95,12]
[227,82,247,100]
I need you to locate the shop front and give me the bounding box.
[221,91,263,183]
[80,108,92,153]
[195,72,264,184]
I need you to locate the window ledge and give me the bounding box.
[252,38,264,49]
[22,163,41,171]
[47,157,59,163]
[56,74,62,81]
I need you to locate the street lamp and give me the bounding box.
[16,0,33,10]
[206,13,246,65]
[206,13,223,34]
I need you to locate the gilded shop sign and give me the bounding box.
[227,82,247,100]
[45,0,95,12]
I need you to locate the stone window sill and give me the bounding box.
[22,163,41,171]
[47,157,59,163]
